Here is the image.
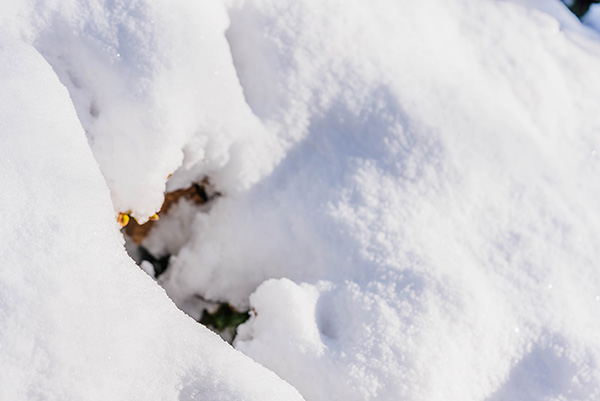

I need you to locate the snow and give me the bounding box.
[0,0,275,223]
[2,0,600,400]
[584,4,600,31]
[0,38,302,401]
[159,0,600,400]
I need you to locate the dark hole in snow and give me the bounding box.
[138,246,170,278]
[121,177,247,342]
[564,0,600,18]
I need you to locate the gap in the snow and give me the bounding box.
[121,178,250,343]
[563,0,599,19]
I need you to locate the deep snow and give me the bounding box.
[0,38,302,401]
[1,0,600,400]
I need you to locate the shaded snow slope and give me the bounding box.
[584,4,600,31]
[0,39,303,401]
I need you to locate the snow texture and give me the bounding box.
[1,0,600,400]
[0,0,277,223]
[0,38,302,401]
[159,0,600,400]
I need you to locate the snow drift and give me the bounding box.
[1,0,600,400]
[0,38,302,401]
[158,1,600,400]
[0,0,276,222]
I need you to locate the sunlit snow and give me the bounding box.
[1,0,600,400]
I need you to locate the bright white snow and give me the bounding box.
[0,0,276,222]
[0,38,302,401]
[1,0,600,400]
[161,1,600,400]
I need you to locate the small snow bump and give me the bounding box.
[140,260,155,277]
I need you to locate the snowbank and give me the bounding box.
[0,0,277,222]
[154,0,600,400]
[0,38,302,401]
[2,0,600,400]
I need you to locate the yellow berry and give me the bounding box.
[117,212,130,227]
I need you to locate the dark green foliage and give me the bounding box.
[200,304,250,335]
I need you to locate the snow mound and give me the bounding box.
[151,0,600,400]
[0,38,302,401]
[2,0,600,400]
[0,0,278,222]
[584,4,600,31]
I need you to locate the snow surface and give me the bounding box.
[2,0,600,400]
[0,38,302,401]
[159,0,600,400]
[585,4,600,31]
[0,0,278,223]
